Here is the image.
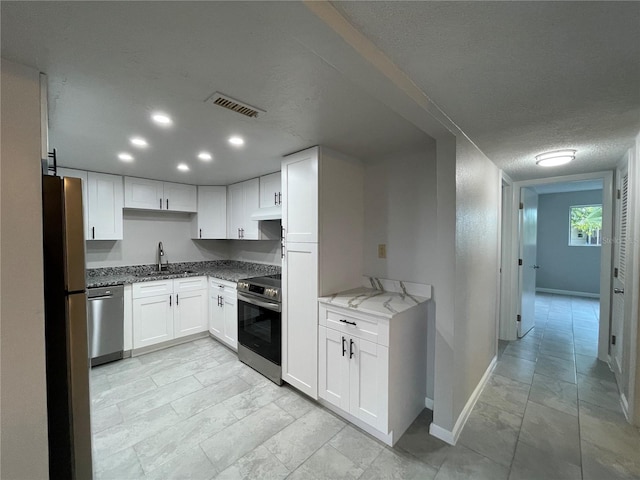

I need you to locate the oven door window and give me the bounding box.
[238,299,281,364]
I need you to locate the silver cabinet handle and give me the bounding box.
[166,198,169,210]
[278,192,282,205]
[274,192,277,205]
[160,198,162,209]
[614,288,624,294]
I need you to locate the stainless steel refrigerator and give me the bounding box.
[42,175,93,479]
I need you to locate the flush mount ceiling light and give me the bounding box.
[228,136,245,147]
[130,137,148,148]
[535,149,576,167]
[177,163,190,172]
[151,112,172,126]
[197,151,212,161]
[118,152,134,162]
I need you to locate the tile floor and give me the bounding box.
[90,293,640,479]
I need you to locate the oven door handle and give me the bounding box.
[237,292,282,313]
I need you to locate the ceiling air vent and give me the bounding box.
[205,92,265,118]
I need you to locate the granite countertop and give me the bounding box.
[318,277,431,319]
[86,260,280,288]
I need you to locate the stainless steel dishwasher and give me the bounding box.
[87,285,124,367]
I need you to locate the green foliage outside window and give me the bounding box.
[570,205,602,246]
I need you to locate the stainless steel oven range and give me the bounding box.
[236,274,282,385]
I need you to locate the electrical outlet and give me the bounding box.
[378,244,386,259]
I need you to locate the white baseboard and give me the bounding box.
[424,397,434,410]
[621,392,630,421]
[536,288,599,299]
[429,355,497,446]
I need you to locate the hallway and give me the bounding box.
[398,294,640,479]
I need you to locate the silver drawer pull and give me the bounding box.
[339,319,357,326]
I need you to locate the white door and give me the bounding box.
[227,182,244,239]
[196,186,227,239]
[349,337,388,431]
[223,291,238,350]
[611,160,629,378]
[124,177,162,210]
[242,178,260,240]
[87,172,123,240]
[209,290,225,339]
[174,289,208,338]
[518,187,538,337]
[57,168,89,240]
[318,326,350,410]
[282,149,318,243]
[282,241,318,398]
[260,172,281,208]
[132,294,173,348]
[164,182,197,212]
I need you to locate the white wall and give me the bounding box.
[362,147,438,284]
[1,58,50,479]
[86,210,229,268]
[227,239,281,266]
[452,137,501,421]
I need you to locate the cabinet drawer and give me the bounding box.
[209,277,236,291]
[174,276,207,293]
[321,306,389,347]
[132,280,173,299]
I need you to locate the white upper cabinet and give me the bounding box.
[259,172,282,208]
[227,178,259,240]
[163,182,197,212]
[282,149,318,243]
[57,168,89,240]
[193,186,226,239]
[87,172,124,240]
[124,177,196,213]
[124,177,163,210]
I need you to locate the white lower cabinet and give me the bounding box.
[133,294,174,349]
[208,278,238,350]
[318,301,425,446]
[132,277,208,349]
[319,326,388,432]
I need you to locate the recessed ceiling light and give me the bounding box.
[535,149,576,167]
[177,163,190,172]
[228,136,244,146]
[130,137,148,148]
[118,152,134,162]
[151,112,172,126]
[198,152,212,161]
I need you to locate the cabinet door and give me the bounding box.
[242,178,260,240]
[209,291,225,339]
[223,291,238,350]
[282,149,318,243]
[87,172,123,240]
[164,182,197,212]
[282,242,318,398]
[260,172,281,208]
[227,183,244,239]
[174,289,208,338]
[57,168,89,240]
[318,326,350,411]
[195,186,227,239]
[124,177,162,210]
[133,294,173,348]
[349,338,388,432]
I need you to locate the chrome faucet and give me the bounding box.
[157,242,167,271]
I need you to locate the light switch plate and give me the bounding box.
[378,244,386,259]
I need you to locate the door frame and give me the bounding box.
[503,171,614,361]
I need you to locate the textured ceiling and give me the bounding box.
[334,1,640,180]
[0,2,431,184]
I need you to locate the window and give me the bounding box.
[569,204,602,246]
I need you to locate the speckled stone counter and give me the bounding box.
[86,260,280,288]
[318,276,432,318]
